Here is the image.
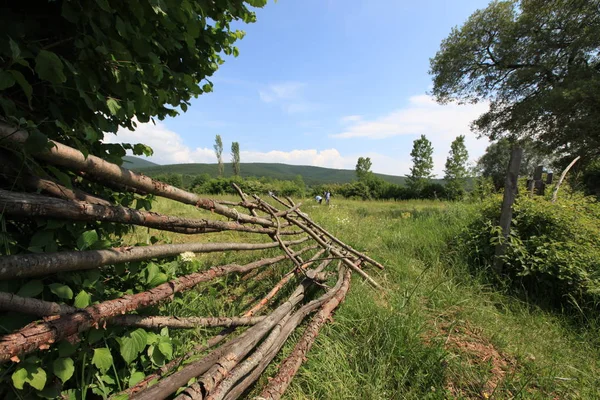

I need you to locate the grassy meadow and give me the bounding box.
[134,196,600,399]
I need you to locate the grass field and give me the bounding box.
[138,197,600,399]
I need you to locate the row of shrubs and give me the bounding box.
[460,189,600,312]
[151,172,465,201]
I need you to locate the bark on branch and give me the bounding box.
[0,122,274,228]
[0,245,318,363]
[0,237,309,279]
[0,189,297,236]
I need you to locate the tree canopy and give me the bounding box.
[407,135,434,193]
[0,0,265,162]
[355,157,373,181]
[444,135,469,199]
[430,0,600,161]
[214,135,224,177]
[231,141,240,176]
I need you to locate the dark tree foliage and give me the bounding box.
[0,0,263,161]
[430,0,600,161]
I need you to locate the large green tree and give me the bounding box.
[231,141,240,176]
[444,135,469,200]
[430,0,600,161]
[407,135,434,194]
[0,0,264,161]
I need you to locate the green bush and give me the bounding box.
[462,193,600,310]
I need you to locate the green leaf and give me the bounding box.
[24,130,49,153]
[8,70,33,105]
[77,230,99,250]
[29,230,54,250]
[9,38,21,60]
[128,371,145,387]
[145,263,159,285]
[17,280,44,297]
[157,340,173,360]
[74,290,91,308]
[148,272,168,288]
[53,357,75,383]
[0,70,16,90]
[88,328,105,344]
[35,50,67,84]
[58,340,79,357]
[92,348,113,373]
[12,365,47,390]
[119,329,148,363]
[49,283,73,300]
[247,0,267,7]
[106,98,121,115]
[11,367,27,389]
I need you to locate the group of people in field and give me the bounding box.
[315,191,331,205]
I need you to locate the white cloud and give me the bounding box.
[333,94,491,175]
[258,81,319,114]
[333,94,488,140]
[259,82,305,103]
[104,119,402,174]
[340,115,362,124]
[105,119,214,165]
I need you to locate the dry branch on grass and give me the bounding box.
[0,125,386,399]
[0,189,295,236]
[0,245,318,363]
[0,122,274,228]
[0,237,309,279]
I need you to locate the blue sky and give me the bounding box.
[111,0,492,176]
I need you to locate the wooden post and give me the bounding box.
[494,147,523,272]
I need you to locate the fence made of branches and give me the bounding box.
[0,122,384,399]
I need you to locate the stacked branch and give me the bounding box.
[0,127,385,399]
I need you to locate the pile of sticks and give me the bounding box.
[0,123,384,399]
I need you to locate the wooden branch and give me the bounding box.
[0,245,318,364]
[0,292,75,317]
[0,151,112,206]
[260,268,352,399]
[110,315,266,329]
[134,280,312,400]
[0,292,264,329]
[222,268,349,400]
[271,194,385,270]
[0,122,274,228]
[282,214,382,290]
[551,155,581,203]
[0,189,281,236]
[231,182,259,217]
[243,249,328,317]
[0,237,309,279]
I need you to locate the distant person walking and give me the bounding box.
[315,195,323,204]
[325,191,331,205]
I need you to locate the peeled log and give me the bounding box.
[0,189,285,236]
[259,268,352,400]
[0,237,309,279]
[0,122,274,228]
[0,245,318,364]
[111,315,266,329]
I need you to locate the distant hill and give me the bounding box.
[122,156,159,169]
[127,158,409,186]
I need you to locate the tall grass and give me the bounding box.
[146,197,599,399]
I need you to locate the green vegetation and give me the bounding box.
[407,134,435,194]
[129,160,415,186]
[430,0,600,163]
[147,197,599,399]
[444,135,469,200]
[463,192,600,311]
